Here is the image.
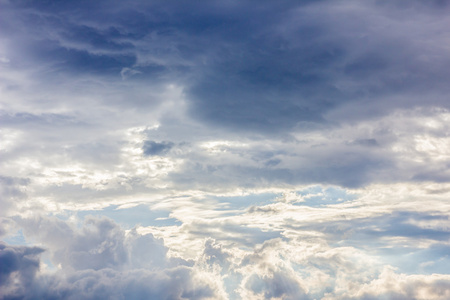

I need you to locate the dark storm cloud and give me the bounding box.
[5,0,450,133]
[181,1,450,132]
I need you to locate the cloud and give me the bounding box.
[0,176,29,216]
[3,189,450,299]
[0,243,44,299]
[2,1,450,299]
[0,176,29,237]
[344,267,450,300]
[0,252,218,300]
[3,215,223,300]
[245,271,308,300]
[120,67,142,80]
[4,0,450,133]
[183,1,450,132]
[142,140,174,156]
[346,138,379,147]
[17,215,167,271]
[3,0,450,192]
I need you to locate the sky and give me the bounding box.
[1,0,450,299]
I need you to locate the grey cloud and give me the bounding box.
[142,140,174,156]
[0,243,44,299]
[126,228,169,270]
[0,252,216,300]
[412,169,450,183]
[42,267,215,300]
[66,141,123,166]
[245,272,308,300]
[0,218,15,238]
[363,212,450,241]
[164,105,450,188]
[169,147,390,189]
[2,1,450,298]
[0,112,83,127]
[61,217,129,271]
[18,216,157,271]
[247,205,280,215]
[0,176,30,199]
[202,239,232,272]
[0,176,29,214]
[186,220,282,247]
[298,211,450,243]
[347,138,379,147]
[16,216,74,254]
[5,0,450,133]
[183,1,450,132]
[289,210,450,275]
[265,159,282,167]
[0,177,29,230]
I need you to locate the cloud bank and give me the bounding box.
[1,0,450,299]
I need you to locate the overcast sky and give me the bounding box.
[1,0,450,299]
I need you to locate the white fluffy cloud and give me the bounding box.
[3,204,450,299]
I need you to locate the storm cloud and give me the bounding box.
[2,0,450,299]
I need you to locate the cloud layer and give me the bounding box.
[1,0,450,299]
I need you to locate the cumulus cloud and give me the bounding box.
[2,184,450,299]
[1,216,222,300]
[17,216,164,271]
[0,251,218,300]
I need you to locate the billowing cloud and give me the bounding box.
[2,0,450,299]
[3,207,450,299]
[1,216,223,300]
